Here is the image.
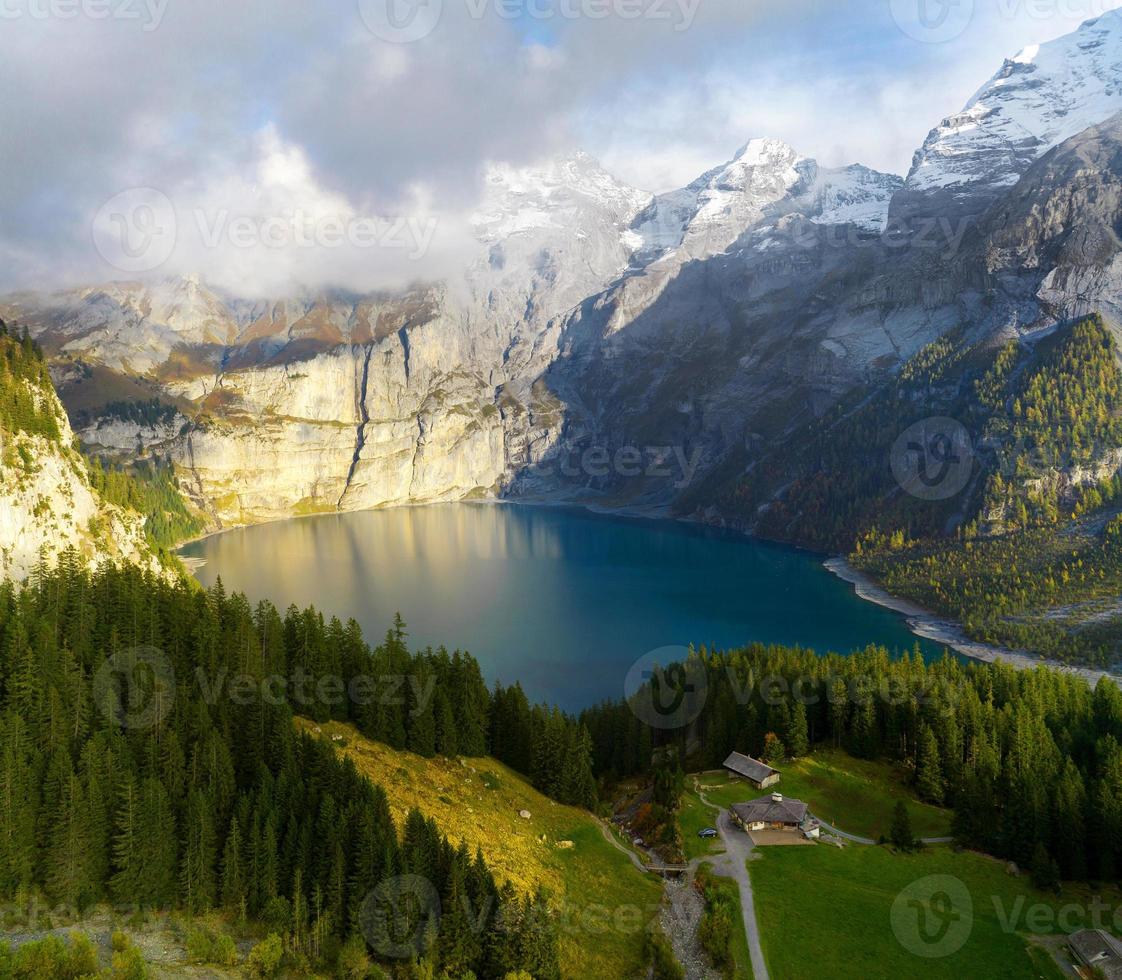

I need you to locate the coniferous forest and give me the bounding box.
[582,643,1122,884]
[0,558,577,978]
[713,315,1122,667]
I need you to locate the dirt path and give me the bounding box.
[595,818,651,874]
[695,789,770,980]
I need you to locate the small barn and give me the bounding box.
[1069,929,1122,978]
[722,751,780,789]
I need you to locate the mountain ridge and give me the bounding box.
[4,13,1122,539]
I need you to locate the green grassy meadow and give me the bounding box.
[748,844,1114,980]
[681,747,953,850]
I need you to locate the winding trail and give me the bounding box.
[603,790,954,979]
[595,819,651,874]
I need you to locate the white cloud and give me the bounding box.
[4,0,1121,293]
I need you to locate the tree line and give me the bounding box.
[581,641,1122,884]
[0,557,563,978]
[0,321,61,443]
[266,602,597,810]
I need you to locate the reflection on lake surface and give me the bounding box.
[180,503,941,710]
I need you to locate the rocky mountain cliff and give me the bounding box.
[0,327,166,580]
[5,13,1122,534]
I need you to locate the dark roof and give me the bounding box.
[1070,930,1122,977]
[722,751,778,783]
[730,794,808,826]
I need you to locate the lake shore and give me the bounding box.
[824,557,1118,687]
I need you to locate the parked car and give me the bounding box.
[698,827,718,838]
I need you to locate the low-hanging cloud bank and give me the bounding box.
[5,0,1119,296]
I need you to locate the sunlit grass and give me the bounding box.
[299,719,662,978]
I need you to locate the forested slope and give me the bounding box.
[0,561,569,978]
[715,315,1122,666]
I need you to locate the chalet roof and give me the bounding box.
[730,794,808,826]
[722,751,778,783]
[1070,929,1122,978]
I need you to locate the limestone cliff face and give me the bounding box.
[4,152,637,527]
[179,334,523,524]
[0,352,163,581]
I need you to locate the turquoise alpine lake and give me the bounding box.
[180,503,945,710]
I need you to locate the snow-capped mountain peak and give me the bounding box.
[801,163,904,232]
[628,138,805,265]
[903,9,1122,210]
[627,139,901,264]
[471,151,650,244]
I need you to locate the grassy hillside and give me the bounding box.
[298,719,663,979]
[749,844,1114,980]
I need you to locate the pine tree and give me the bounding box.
[180,785,217,916]
[1030,841,1060,893]
[46,772,94,907]
[916,723,945,804]
[110,778,141,903]
[890,800,916,852]
[221,817,246,911]
[761,732,785,766]
[785,701,809,758]
[0,711,36,894]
